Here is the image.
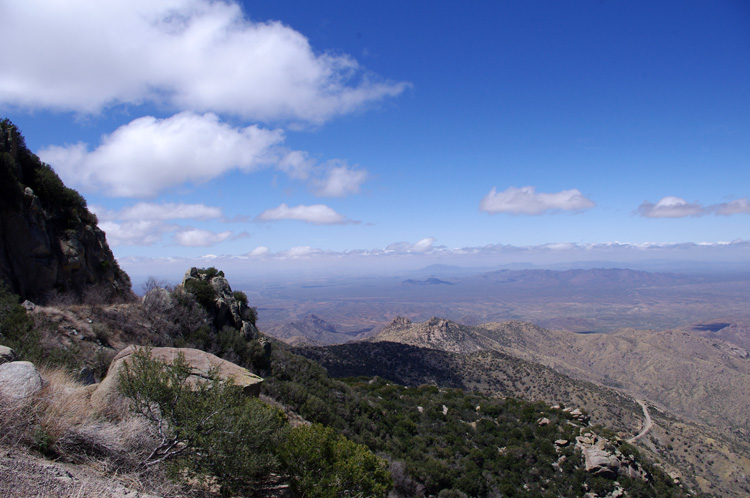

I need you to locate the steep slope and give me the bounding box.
[295,340,644,434]
[355,316,750,497]
[477,322,750,437]
[373,316,750,437]
[0,120,131,303]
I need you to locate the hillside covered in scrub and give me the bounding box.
[1,264,699,498]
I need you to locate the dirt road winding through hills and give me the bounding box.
[628,399,653,443]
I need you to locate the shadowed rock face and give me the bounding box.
[0,120,132,303]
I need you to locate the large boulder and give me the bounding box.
[0,361,43,399]
[90,345,263,417]
[581,445,621,479]
[575,433,648,481]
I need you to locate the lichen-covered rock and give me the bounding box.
[0,361,43,399]
[90,345,263,416]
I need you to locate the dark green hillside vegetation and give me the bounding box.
[118,348,289,496]
[1,119,95,229]
[261,344,691,497]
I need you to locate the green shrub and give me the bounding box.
[280,423,392,498]
[0,283,40,362]
[199,267,224,279]
[183,278,216,310]
[32,163,97,227]
[232,290,248,306]
[118,348,288,495]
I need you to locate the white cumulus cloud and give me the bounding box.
[98,220,176,247]
[637,196,705,218]
[0,0,408,123]
[480,186,595,215]
[255,203,355,225]
[39,112,284,197]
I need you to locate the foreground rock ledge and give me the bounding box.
[90,345,264,415]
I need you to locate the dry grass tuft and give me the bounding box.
[0,366,157,470]
[0,365,192,497]
[35,366,98,438]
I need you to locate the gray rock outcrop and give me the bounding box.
[181,268,259,339]
[0,360,43,399]
[575,432,648,481]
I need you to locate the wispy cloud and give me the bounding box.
[714,198,750,216]
[385,237,437,253]
[480,186,595,215]
[256,203,357,225]
[92,201,235,247]
[637,196,750,218]
[1,0,409,123]
[173,228,234,247]
[98,220,176,247]
[246,246,270,257]
[636,197,704,218]
[96,202,223,222]
[311,163,368,197]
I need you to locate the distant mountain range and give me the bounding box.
[255,266,750,339]
[402,278,454,286]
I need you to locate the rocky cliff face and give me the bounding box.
[0,119,132,303]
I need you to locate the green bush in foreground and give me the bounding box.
[119,347,392,497]
[118,348,287,496]
[280,423,392,498]
[0,283,41,362]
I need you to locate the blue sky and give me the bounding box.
[2,0,749,280]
